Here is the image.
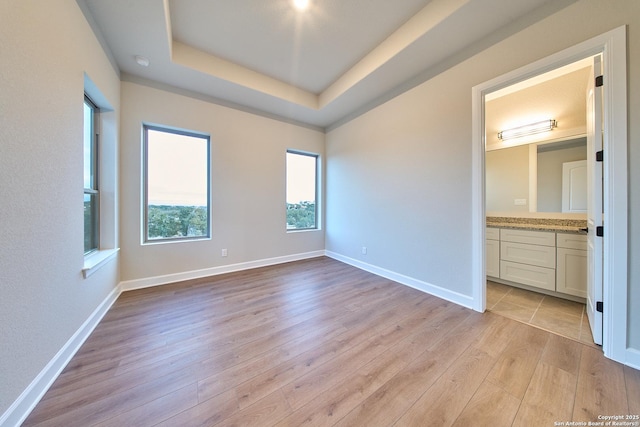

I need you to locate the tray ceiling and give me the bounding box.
[80,0,575,129]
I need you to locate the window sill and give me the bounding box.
[83,248,119,279]
[286,228,321,233]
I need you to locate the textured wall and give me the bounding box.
[0,0,121,417]
[326,0,639,352]
[119,81,325,282]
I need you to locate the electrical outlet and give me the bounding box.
[221,248,228,257]
[514,198,527,206]
[361,246,367,255]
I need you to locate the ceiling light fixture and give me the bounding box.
[134,55,150,67]
[498,119,557,141]
[293,0,309,11]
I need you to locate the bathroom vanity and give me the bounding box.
[486,216,587,301]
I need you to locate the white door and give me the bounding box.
[586,55,603,345]
[562,160,587,213]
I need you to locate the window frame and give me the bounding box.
[142,124,212,244]
[84,95,99,255]
[286,149,319,231]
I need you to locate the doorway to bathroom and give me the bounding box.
[470,26,628,362]
[483,56,596,346]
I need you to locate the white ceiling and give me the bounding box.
[80,0,574,129]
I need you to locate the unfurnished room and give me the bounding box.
[1,0,639,426]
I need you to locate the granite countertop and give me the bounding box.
[486,216,588,234]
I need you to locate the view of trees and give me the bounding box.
[84,196,98,253]
[287,201,316,230]
[147,205,208,239]
[143,202,314,240]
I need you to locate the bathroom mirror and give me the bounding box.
[485,137,587,213]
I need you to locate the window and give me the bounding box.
[286,150,318,230]
[84,96,99,254]
[143,125,210,242]
[82,76,119,278]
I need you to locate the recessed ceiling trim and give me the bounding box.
[163,0,318,110]
[121,72,326,133]
[163,0,470,112]
[162,0,174,58]
[319,0,470,108]
[81,0,579,128]
[171,41,319,110]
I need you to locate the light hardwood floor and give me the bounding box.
[24,257,639,426]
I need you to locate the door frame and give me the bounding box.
[470,26,628,363]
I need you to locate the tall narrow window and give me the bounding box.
[143,125,210,242]
[286,150,318,230]
[84,96,99,254]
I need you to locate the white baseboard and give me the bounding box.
[0,285,121,427]
[119,250,326,292]
[626,348,640,371]
[325,251,475,309]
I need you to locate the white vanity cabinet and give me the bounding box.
[486,227,500,278]
[556,233,587,298]
[486,226,587,300]
[499,229,556,291]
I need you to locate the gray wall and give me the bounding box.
[0,0,121,417]
[119,81,325,283]
[326,0,640,352]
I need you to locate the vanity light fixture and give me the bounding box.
[498,119,557,141]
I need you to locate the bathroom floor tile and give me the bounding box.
[486,282,595,347]
[490,299,536,323]
[579,314,598,347]
[486,281,510,309]
[537,296,584,318]
[530,309,581,340]
[501,287,544,310]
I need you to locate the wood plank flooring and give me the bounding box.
[23,257,639,426]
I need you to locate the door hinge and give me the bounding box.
[596,301,603,313]
[596,150,604,162]
[595,75,604,87]
[596,226,604,237]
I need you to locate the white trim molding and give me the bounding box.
[626,349,640,371]
[120,251,326,292]
[326,251,475,310]
[471,26,628,365]
[83,248,120,278]
[0,286,121,427]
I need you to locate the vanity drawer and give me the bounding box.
[500,241,556,269]
[557,233,587,250]
[500,228,555,246]
[486,227,500,241]
[500,261,556,291]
